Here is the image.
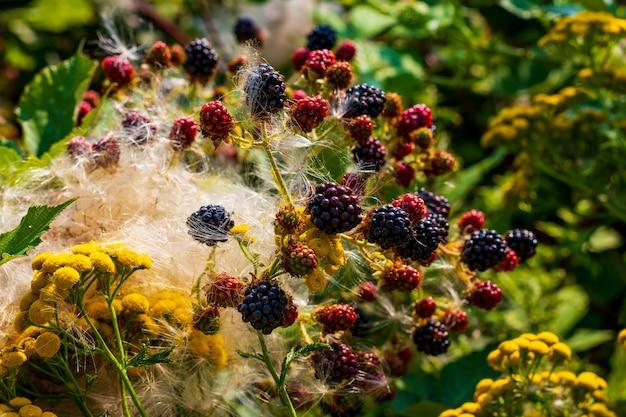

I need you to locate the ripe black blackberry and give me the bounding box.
[504,229,538,260]
[427,213,449,241]
[186,204,235,246]
[183,38,219,78]
[306,24,337,51]
[344,84,386,118]
[233,16,263,46]
[307,182,362,234]
[352,137,386,171]
[313,342,358,384]
[395,217,446,261]
[461,229,507,271]
[237,280,288,334]
[412,320,450,356]
[364,205,412,249]
[244,63,286,118]
[416,188,450,218]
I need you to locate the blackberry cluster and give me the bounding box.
[382,263,422,292]
[282,243,318,277]
[307,182,362,234]
[461,229,507,271]
[186,204,235,246]
[395,217,447,261]
[205,273,243,307]
[238,280,288,334]
[416,188,450,218]
[504,229,538,260]
[352,137,386,171]
[233,16,263,46]
[289,96,329,133]
[344,84,386,118]
[313,342,358,384]
[244,63,286,118]
[412,320,450,356]
[314,304,358,333]
[306,24,337,51]
[364,205,412,249]
[468,280,503,310]
[184,38,219,77]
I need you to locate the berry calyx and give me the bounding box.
[413,320,450,356]
[391,193,428,224]
[186,204,235,246]
[468,280,503,310]
[352,137,386,171]
[459,210,485,233]
[289,96,329,133]
[504,229,538,260]
[397,104,433,138]
[314,304,358,334]
[306,24,337,51]
[282,243,318,277]
[382,263,422,292]
[461,229,508,271]
[200,101,234,144]
[307,182,362,235]
[205,273,244,307]
[335,40,356,61]
[169,116,198,149]
[238,280,289,334]
[415,297,436,318]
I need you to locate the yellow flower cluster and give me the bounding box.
[0,327,61,375]
[439,332,616,417]
[578,67,626,92]
[188,330,228,369]
[0,397,58,417]
[481,87,585,147]
[539,11,626,47]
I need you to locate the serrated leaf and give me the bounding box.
[294,342,331,357]
[236,350,264,361]
[16,53,97,156]
[0,199,75,265]
[127,344,174,368]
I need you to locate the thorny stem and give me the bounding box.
[256,332,298,417]
[259,123,294,208]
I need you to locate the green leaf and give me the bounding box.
[127,344,174,368]
[349,5,395,37]
[608,346,626,403]
[546,285,589,335]
[0,199,75,265]
[7,0,95,32]
[0,146,21,166]
[16,53,97,156]
[566,329,615,352]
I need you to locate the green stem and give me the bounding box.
[108,301,132,417]
[256,333,298,417]
[259,125,294,208]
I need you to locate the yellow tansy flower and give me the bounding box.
[89,252,116,274]
[122,293,150,313]
[2,352,27,369]
[34,333,61,359]
[52,267,80,290]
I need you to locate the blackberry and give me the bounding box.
[244,63,286,118]
[344,84,386,118]
[237,280,288,334]
[307,182,362,234]
[288,96,329,133]
[233,16,263,47]
[397,104,433,138]
[458,210,485,233]
[122,111,157,145]
[169,116,198,149]
[93,136,120,168]
[313,342,358,384]
[304,49,336,77]
[335,40,356,61]
[314,304,358,333]
[468,280,503,311]
[391,193,428,224]
[364,205,412,249]
[325,61,353,89]
[200,101,234,144]
[494,247,519,272]
[67,136,92,158]
[427,213,449,238]
[352,137,386,171]
[504,229,538,260]
[358,281,378,302]
[306,24,337,51]
[394,162,415,187]
[393,142,414,159]
[382,263,422,292]
[101,56,135,86]
[416,188,450,218]
[291,47,310,71]
[282,243,318,277]
[204,273,243,307]
[412,320,450,356]
[345,115,373,143]
[461,229,507,271]
[355,350,382,374]
[395,217,446,261]
[282,301,299,327]
[414,297,436,318]
[183,38,219,78]
[443,309,468,333]
[385,346,413,377]
[186,204,235,246]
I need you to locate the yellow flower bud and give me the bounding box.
[85,302,111,320]
[550,342,572,361]
[122,294,150,314]
[52,267,80,290]
[34,333,61,359]
[31,253,52,270]
[499,341,519,355]
[486,349,502,370]
[475,378,493,396]
[9,398,30,409]
[537,332,559,345]
[30,272,50,294]
[18,404,42,417]
[2,352,27,369]
[89,252,116,274]
[65,254,92,273]
[71,243,101,256]
[618,328,626,346]
[230,224,250,234]
[460,402,480,414]
[150,300,177,317]
[19,292,36,312]
[28,300,54,325]
[576,372,600,390]
[305,269,327,292]
[41,412,58,417]
[528,341,550,356]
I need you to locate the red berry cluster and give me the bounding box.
[314,304,358,334]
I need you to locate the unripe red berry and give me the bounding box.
[169,116,198,149]
[335,40,356,61]
[67,136,92,158]
[393,142,414,159]
[205,273,244,307]
[383,263,421,292]
[282,243,318,277]
[459,210,485,233]
[200,101,234,144]
[93,136,120,168]
[101,56,135,86]
[122,111,157,145]
[289,96,329,133]
[303,49,336,77]
[282,302,299,327]
[412,127,434,148]
[170,44,186,65]
[145,40,172,68]
[391,193,428,223]
[314,304,358,333]
[345,115,373,144]
[358,281,378,302]
[397,104,433,138]
[325,61,353,90]
[394,162,415,187]
[427,150,456,176]
[415,297,436,318]
[443,309,468,333]
[77,101,92,125]
[468,280,503,310]
[291,47,310,71]
[494,248,520,272]
[292,90,308,101]
[82,90,101,108]
[382,92,403,118]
